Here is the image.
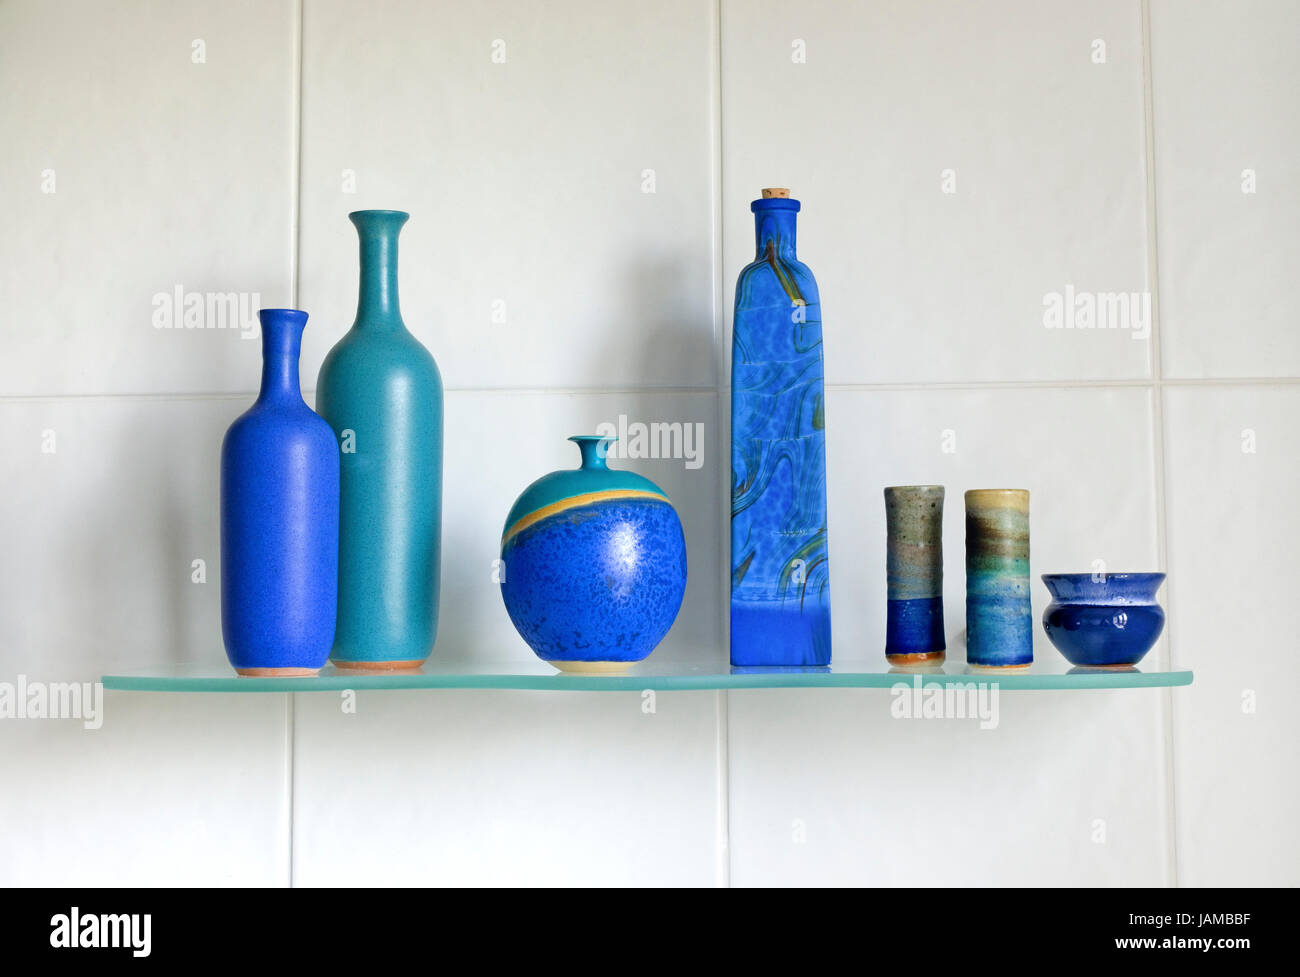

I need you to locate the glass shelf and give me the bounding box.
[102,657,1193,692]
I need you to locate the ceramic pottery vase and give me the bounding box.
[500,436,687,673]
[221,309,339,676]
[1042,572,1165,668]
[730,188,831,667]
[316,210,444,670]
[885,485,946,665]
[965,489,1032,669]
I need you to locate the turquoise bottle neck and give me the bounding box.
[352,210,409,330]
[257,309,307,405]
[753,200,799,261]
[573,435,611,470]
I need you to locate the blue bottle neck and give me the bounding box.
[352,210,409,330]
[257,310,307,405]
[754,208,798,261]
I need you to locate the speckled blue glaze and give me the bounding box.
[887,597,945,655]
[967,592,1033,667]
[500,437,687,670]
[1042,573,1166,668]
[221,310,339,674]
[730,194,831,667]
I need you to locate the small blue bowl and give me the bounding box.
[1041,573,1166,668]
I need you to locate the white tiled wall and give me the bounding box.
[1163,386,1300,886]
[1,0,1295,887]
[296,0,718,391]
[721,0,1152,385]
[0,0,297,397]
[1149,0,1300,379]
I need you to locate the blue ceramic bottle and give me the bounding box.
[730,189,832,666]
[316,210,443,670]
[499,436,687,673]
[221,309,339,676]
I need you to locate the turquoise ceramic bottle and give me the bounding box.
[316,210,443,669]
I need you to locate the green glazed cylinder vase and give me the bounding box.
[315,210,443,669]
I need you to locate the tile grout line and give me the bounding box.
[711,0,731,890]
[1140,0,1179,891]
[5,376,1297,406]
[285,692,296,887]
[715,687,730,888]
[286,0,306,891]
[290,0,304,312]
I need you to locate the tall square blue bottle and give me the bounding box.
[730,189,832,666]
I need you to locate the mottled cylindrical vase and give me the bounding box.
[885,485,946,665]
[965,489,1032,669]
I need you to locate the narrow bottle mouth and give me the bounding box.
[257,308,308,326]
[751,197,800,213]
[569,434,616,469]
[349,209,410,232]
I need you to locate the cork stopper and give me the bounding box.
[761,188,790,198]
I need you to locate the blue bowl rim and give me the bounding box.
[1041,572,1165,585]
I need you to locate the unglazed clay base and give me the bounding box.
[236,667,320,677]
[330,658,426,671]
[887,651,947,666]
[548,660,636,674]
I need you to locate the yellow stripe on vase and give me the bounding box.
[501,489,670,547]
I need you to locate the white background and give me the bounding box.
[1,0,1295,886]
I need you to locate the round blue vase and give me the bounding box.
[1041,572,1166,668]
[221,309,340,676]
[500,436,687,673]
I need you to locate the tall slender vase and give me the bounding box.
[221,309,339,676]
[316,210,443,669]
[965,489,1032,669]
[885,485,946,665]
[730,189,832,666]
